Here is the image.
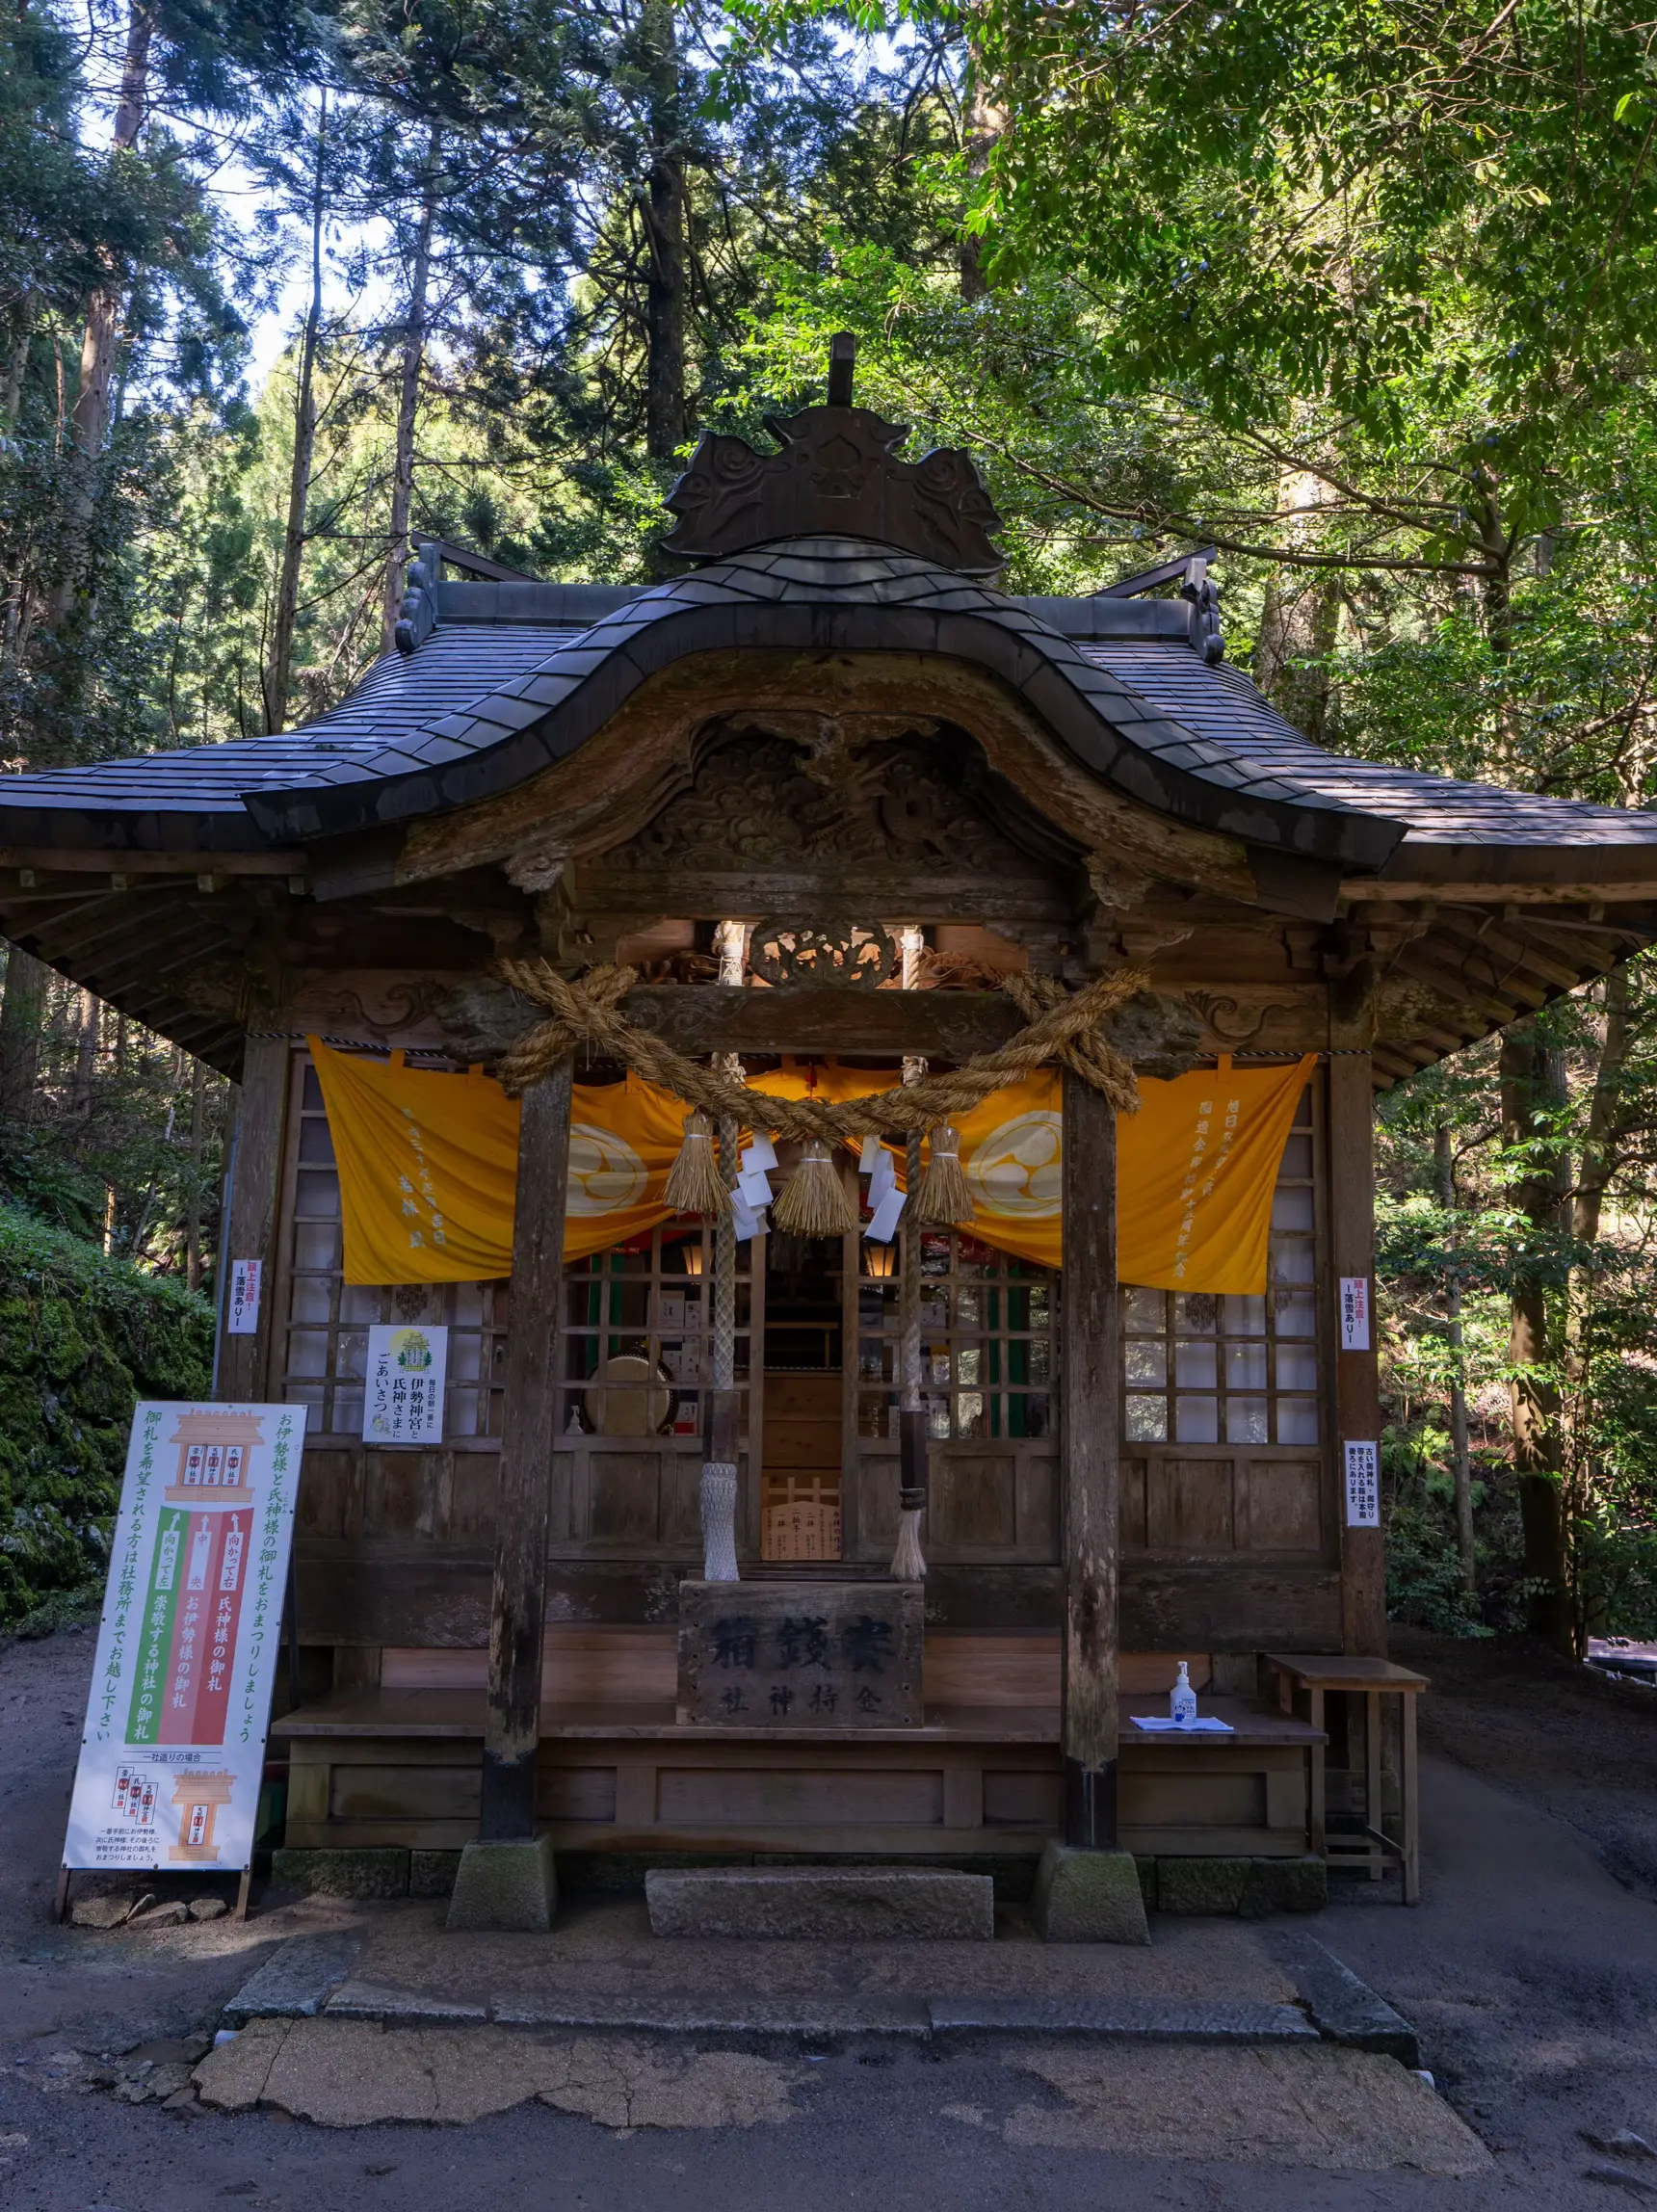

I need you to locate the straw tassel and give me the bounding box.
[771,1137,857,1238]
[664,1109,729,1216]
[915,1123,974,1226]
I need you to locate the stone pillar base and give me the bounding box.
[1032,1840,1150,1944]
[444,1833,557,1933]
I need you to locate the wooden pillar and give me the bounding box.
[217,1037,291,1404]
[1328,1053,1387,1657]
[480,1061,574,1839]
[1059,1066,1119,1848]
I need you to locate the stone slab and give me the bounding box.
[927,1996,1317,2041]
[410,1848,461,1899]
[489,1994,933,2037]
[646,1865,992,1939]
[1272,1934,1421,2067]
[446,1833,557,1933]
[1154,1856,1328,1916]
[271,1847,409,1900]
[1031,1843,1151,1944]
[224,1935,362,2024]
[324,1980,489,2024]
[676,1579,922,1728]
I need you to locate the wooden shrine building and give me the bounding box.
[9,340,1657,1919]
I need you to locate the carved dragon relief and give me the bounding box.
[601,728,1047,881]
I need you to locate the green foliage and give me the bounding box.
[0,1202,214,1632]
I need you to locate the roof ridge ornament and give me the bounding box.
[662,332,1005,575]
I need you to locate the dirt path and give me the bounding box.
[5,1623,1657,2209]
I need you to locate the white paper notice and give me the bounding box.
[1344,1439,1381,1527]
[866,1184,907,1243]
[1340,1276,1372,1352]
[364,1325,447,1445]
[62,1400,307,1875]
[226,1260,261,1336]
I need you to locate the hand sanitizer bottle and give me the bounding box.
[1170,1661,1197,1726]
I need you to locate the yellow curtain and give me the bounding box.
[948,1056,1313,1289]
[309,1040,690,1283]
[308,1039,1312,1296]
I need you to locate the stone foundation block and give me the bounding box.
[1240,1856,1328,1915]
[1156,1856,1328,1916]
[271,1847,408,1901]
[409,1849,461,1899]
[1157,1857,1249,1915]
[1031,1843,1150,1944]
[445,1834,557,1933]
[646,1865,993,1940]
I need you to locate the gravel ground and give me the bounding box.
[5,1623,1657,2209]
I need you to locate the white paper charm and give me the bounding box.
[226,1260,261,1336]
[743,1132,777,1172]
[865,1184,907,1243]
[1344,1439,1381,1527]
[730,1190,765,1242]
[1339,1276,1372,1352]
[857,1134,883,1173]
[364,1325,447,1445]
[738,1165,775,1206]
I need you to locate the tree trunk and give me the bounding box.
[640,0,687,462]
[1562,963,1631,1588]
[264,90,329,734]
[381,122,441,654]
[1499,1021,1573,1655]
[1255,461,1340,741]
[185,1056,207,1292]
[0,946,48,1120]
[71,988,99,1113]
[1434,1119,1476,1599]
[959,40,1006,302]
[45,3,154,632]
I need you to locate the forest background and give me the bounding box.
[3,0,1657,1645]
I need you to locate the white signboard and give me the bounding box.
[364,1324,447,1444]
[1344,1439,1381,1527]
[1339,1275,1372,1352]
[226,1260,262,1336]
[63,1401,306,1875]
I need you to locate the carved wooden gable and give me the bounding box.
[590,724,1081,917]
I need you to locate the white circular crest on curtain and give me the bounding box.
[965,1111,1063,1217]
[566,1123,648,1213]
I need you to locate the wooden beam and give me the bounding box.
[1344,878,1657,905]
[481,1060,574,1839]
[440,980,1201,1075]
[1059,1066,1120,1846]
[216,1038,291,1403]
[1328,1054,1386,1657]
[0,847,303,877]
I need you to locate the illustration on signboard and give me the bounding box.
[62,1400,306,1880]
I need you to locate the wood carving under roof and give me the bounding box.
[603,730,1065,882]
[662,340,1004,572]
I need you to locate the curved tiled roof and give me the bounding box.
[237,540,1404,869]
[2,536,1655,875]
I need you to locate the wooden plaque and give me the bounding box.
[676,1580,923,1728]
